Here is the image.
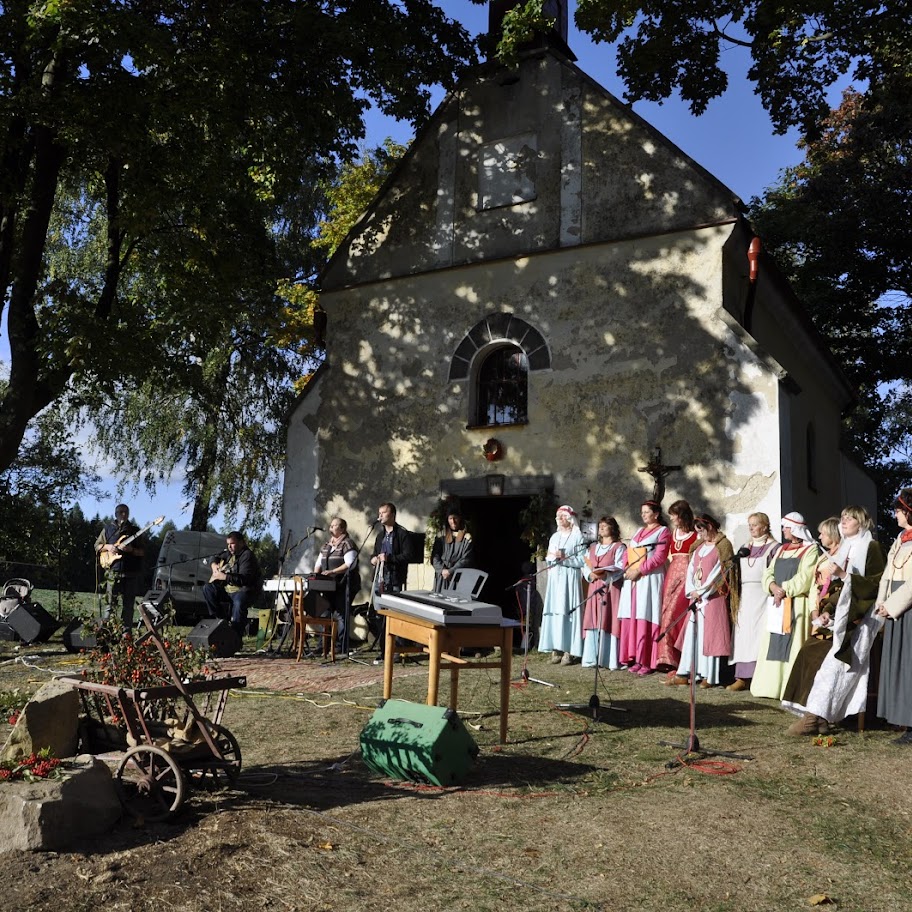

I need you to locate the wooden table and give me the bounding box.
[379,608,517,744]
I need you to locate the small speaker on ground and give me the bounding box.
[7,603,60,644]
[183,618,241,658]
[359,699,479,786]
[62,618,101,653]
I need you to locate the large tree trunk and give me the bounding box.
[0,50,69,474]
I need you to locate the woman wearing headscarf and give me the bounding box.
[780,516,843,714]
[876,489,912,743]
[785,505,885,734]
[666,513,733,688]
[750,512,819,699]
[538,505,586,666]
[617,500,671,674]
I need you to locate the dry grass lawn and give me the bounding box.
[1,638,911,912]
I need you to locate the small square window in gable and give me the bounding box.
[478,133,538,211]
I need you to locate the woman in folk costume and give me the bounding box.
[538,505,586,666]
[617,500,671,675]
[727,512,780,692]
[750,512,819,699]
[781,517,845,713]
[785,505,885,735]
[581,516,627,669]
[876,489,912,744]
[656,500,698,673]
[666,514,733,688]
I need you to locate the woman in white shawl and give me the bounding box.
[538,505,586,665]
[785,505,886,735]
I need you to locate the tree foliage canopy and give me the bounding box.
[485,1,911,137]
[750,85,912,513]
[0,0,477,480]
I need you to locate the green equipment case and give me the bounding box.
[359,699,479,786]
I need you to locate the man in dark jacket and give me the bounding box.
[203,531,262,636]
[370,502,413,662]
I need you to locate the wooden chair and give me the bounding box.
[291,575,336,663]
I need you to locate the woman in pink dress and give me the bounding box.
[668,513,733,688]
[582,516,627,668]
[656,500,697,674]
[617,501,672,674]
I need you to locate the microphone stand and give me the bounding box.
[257,530,293,653]
[658,589,753,766]
[512,538,592,688]
[506,575,554,688]
[268,528,319,656]
[556,559,628,720]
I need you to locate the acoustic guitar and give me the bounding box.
[99,515,164,570]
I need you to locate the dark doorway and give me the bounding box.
[459,495,531,623]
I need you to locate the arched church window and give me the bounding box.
[475,345,528,427]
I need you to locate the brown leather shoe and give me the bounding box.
[664,675,690,686]
[549,651,564,664]
[699,680,715,689]
[786,712,822,736]
[726,679,748,692]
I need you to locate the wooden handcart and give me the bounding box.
[60,602,247,822]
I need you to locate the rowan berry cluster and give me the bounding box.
[0,748,62,782]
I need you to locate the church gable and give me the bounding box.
[323,50,741,291]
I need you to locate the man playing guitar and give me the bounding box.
[203,531,263,638]
[95,504,146,629]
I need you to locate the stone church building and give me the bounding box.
[281,3,873,603]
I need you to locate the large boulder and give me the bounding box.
[0,756,121,852]
[1,679,80,762]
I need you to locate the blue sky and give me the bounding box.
[7,1,824,533]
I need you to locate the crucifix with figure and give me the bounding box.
[638,446,682,504]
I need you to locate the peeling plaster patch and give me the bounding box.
[603,356,676,376]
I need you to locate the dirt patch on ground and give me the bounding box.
[1,642,911,912]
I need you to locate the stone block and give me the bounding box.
[0,756,121,852]
[1,679,80,763]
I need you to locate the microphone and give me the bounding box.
[312,525,325,533]
[368,515,381,526]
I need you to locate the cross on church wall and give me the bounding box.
[637,446,682,504]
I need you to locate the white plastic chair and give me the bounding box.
[447,568,489,600]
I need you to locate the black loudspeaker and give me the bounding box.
[359,699,479,786]
[184,619,241,658]
[7,603,60,644]
[62,618,100,653]
[406,531,426,564]
[0,620,20,642]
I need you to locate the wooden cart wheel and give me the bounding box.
[187,723,242,789]
[115,744,187,821]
